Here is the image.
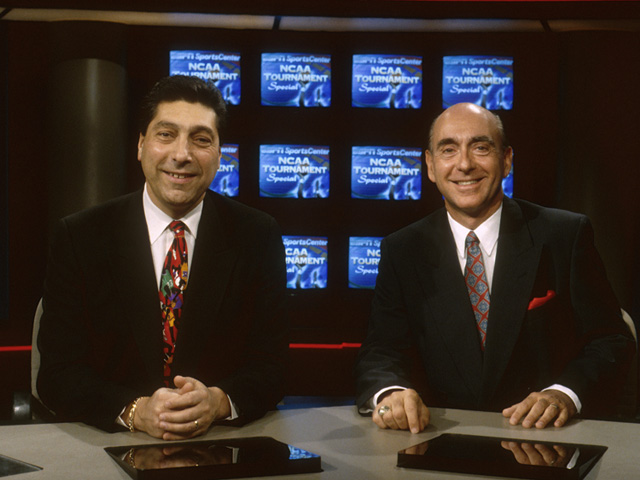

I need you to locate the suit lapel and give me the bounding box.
[111,192,164,382]
[175,193,239,372]
[480,198,541,403]
[414,210,484,400]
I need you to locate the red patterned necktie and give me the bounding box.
[464,231,490,350]
[159,221,189,386]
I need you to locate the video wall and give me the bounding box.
[122,27,557,343]
[169,49,514,293]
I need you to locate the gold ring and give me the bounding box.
[194,420,199,430]
[550,403,559,409]
[378,405,391,417]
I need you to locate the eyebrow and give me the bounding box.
[153,120,216,137]
[436,135,496,149]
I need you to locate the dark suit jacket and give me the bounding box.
[37,190,288,431]
[355,198,634,416]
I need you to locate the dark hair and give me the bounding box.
[138,75,228,141]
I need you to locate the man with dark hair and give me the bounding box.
[37,76,288,440]
[355,102,634,433]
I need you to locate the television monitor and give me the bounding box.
[259,145,330,198]
[209,144,239,197]
[352,54,422,109]
[283,236,328,289]
[261,53,331,107]
[169,50,241,105]
[351,146,422,200]
[349,237,383,289]
[442,55,513,110]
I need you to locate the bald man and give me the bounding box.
[355,103,634,433]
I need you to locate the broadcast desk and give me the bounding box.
[0,406,638,479]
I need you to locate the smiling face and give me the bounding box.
[138,100,221,219]
[425,103,513,230]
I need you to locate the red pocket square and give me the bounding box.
[528,290,556,310]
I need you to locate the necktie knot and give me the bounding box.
[169,221,186,238]
[465,231,479,248]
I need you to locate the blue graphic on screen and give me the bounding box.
[349,237,382,289]
[170,50,241,105]
[442,56,513,110]
[260,145,330,198]
[261,53,331,107]
[351,146,422,200]
[283,236,328,289]
[352,54,422,109]
[503,163,513,198]
[288,445,320,460]
[209,144,239,197]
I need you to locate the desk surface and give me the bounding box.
[0,406,638,479]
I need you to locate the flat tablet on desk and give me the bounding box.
[397,433,607,480]
[0,454,42,477]
[105,436,321,480]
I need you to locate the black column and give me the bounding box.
[47,21,128,228]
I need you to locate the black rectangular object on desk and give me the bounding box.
[397,433,607,480]
[0,454,42,477]
[105,436,321,480]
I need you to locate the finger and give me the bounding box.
[508,400,535,426]
[404,398,428,433]
[533,403,561,429]
[390,397,410,430]
[521,442,545,465]
[165,388,206,410]
[506,442,529,465]
[173,375,197,393]
[521,400,548,428]
[382,406,402,430]
[553,407,570,427]
[372,405,390,429]
[161,417,204,436]
[534,444,557,465]
[554,445,569,458]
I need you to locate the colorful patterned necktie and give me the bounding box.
[465,231,490,350]
[159,221,189,386]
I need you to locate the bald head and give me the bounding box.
[428,103,509,155]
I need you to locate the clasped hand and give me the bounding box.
[134,375,231,440]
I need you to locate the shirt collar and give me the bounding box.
[142,183,203,244]
[448,203,503,258]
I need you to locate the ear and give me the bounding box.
[425,149,436,184]
[502,146,514,178]
[137,134,145,161]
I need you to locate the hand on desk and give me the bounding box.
[502,389,576,429]
[133,375,232,440]
[373,389,430,434]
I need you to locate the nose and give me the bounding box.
[455,147,474,173]
[171,135,192,163]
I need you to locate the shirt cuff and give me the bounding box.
[358,385,407,414]
[543,384,582,413]
[227,395,239,420]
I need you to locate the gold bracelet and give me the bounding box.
[127,397,142,433]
